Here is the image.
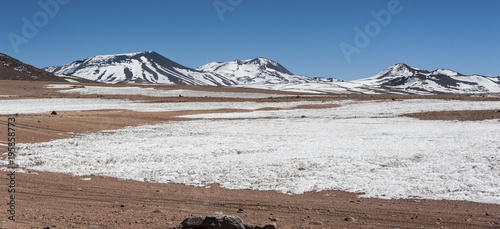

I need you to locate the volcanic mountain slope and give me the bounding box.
[352,63,500,94]
[0,53,67,82]
[44,51,237,86]
[197,57,338,85]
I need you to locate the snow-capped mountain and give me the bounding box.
[353,63,500,94]
[44,51,237,85]
[43,51,499,94]
[250,63,500,95]
[197,57,338,85]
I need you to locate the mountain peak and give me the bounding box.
[377,64,411,79]
[370,63,429,80]
[244,57,293,75]
[88,51,157,60]
[134,50,162,56]
[353,62,500,94]
[248,57,276,63]
[196,57,338,84]
[388,63,421,72]
[123,50,156,55]
[392,63,411,68]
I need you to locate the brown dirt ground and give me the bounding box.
[2,172,500,229]
[1,80,500,228]
[403,110,500,121]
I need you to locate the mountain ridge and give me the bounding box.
[45,51,237,85]
[41,51,500,94]
[197,57,338,85]
[353,63,500,94]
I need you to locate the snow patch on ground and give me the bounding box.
[238,82,377,94]
[16,117,500,203]
[0,98,134,115]
[44,84,76,89]
[10,99,500,203]
[58,85,294,98]
[182,99,500,119]
[0,98,336,115]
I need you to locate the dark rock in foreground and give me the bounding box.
[180,212,245,229]
[180,212,277,229]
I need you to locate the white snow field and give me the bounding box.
[238,82,379,94]
[0,98,335,115]
[0,98,134,115]
[47,84,293,98]
[182,99,500,120]
[6,99,500,204]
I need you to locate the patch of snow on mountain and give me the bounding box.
[431,69,460,76]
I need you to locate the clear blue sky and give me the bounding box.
[2,0,499,80]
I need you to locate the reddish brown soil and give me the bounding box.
[404,109,500,121]
[1,171,499,229]
[1,80,500,228]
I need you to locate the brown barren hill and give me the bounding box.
[0,53,67,82]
